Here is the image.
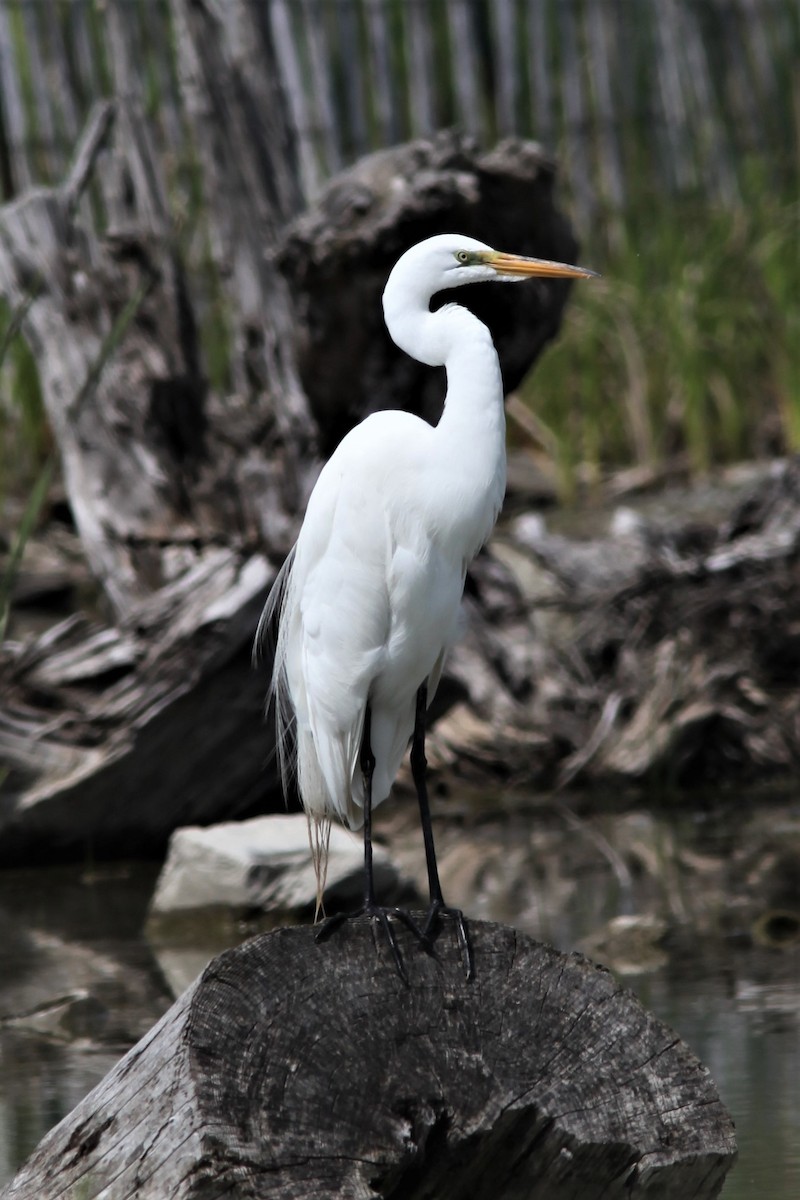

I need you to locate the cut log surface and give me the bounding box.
[2,921,736,1200]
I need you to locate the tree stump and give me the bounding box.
[2,921,736,1200]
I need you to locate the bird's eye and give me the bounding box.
[455,250,471,264]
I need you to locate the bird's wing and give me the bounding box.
[269,411,438,824]
[290,466,395,822]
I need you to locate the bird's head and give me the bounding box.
[383,233,598,367]
[387,233,598,301]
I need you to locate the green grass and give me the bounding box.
[0,455,53,643]
[0,296,51,644]
[0,298,47,501]
[519,184,799,496]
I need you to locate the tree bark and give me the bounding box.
[1,921,736,1200]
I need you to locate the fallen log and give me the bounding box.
[427,457,800,793]
[2,921,736,1200]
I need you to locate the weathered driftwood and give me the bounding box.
[1,921,736,1200]
[426,457,800,793]
[0,549,274,862]
[0,2,317,857]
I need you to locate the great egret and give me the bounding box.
[256,233,596,979]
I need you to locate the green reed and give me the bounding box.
[521,184,798,496]
[0,298,47,500]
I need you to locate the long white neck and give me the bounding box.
[382,285,507,549]
[383,289,505,439]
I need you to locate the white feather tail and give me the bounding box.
[254,548,338,915]
[253,549,299,804]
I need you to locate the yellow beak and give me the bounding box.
[485,251,599,280]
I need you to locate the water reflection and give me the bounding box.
[638,975,800,1200]
[0,800,797,1196]
[0,864,170,1182]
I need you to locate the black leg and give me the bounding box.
[411,683,474,979]
[360,705,379,908]
[316,702,424,984]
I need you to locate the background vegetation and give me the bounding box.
[525,182,798,494]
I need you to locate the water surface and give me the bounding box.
[0,802,797,1195]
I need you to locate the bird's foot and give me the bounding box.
[423,899,474,980]
[315,904,426,985]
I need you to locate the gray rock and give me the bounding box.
[149,814,407,916]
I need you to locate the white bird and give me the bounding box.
[256,233,596,978]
